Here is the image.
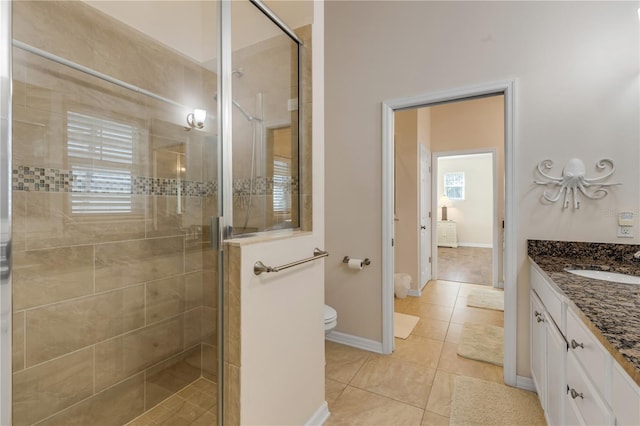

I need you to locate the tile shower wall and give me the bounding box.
[11,2,217,425]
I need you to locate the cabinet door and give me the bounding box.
[546,313,567,426]
[531,292,547,410]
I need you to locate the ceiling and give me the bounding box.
[84,0,313,66]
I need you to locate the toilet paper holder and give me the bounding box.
[342,256,371,266]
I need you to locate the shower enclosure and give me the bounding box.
[0,0,302,424]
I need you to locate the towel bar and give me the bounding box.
[254,248,329,275]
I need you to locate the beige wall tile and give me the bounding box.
[225,362,240,426]
[227,245,241,366]
[184,308,203,349]
[145,346,201,410]
[421,410,450,426]
[13,245,94,310]
[146,275,186,325]
[201,306,217,346]
[38,373,145,426]
[12,191,26,253]
[146,196,185,239]
[26,286,145,366]
[202,344,217,383]
[95,236,184,292]
[13,347,94,425]
[185,271,203,310]
[185,236,205,273]
[95,316,184,391]
[12,105,65,169]
[13,312,25,372]
[25,192,146,250]
[202,269,217,309]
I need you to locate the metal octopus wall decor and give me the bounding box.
[534,158,620,209]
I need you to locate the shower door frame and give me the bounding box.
[0,0,11,424]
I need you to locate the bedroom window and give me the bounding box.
[444,171,465,200]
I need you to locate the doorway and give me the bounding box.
[434,150,499,287]
[382,81,518,387]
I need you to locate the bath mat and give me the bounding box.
[394,312,419,339]
[466,289,504,311]
[450,376,545,426]
[457,322,504,366]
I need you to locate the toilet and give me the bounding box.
[324,304,337,334]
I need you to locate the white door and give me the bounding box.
[420,146,432,287]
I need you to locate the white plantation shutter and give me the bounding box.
[273,158,290,213]
[67,112,135,214]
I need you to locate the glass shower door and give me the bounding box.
[7,1,224,425]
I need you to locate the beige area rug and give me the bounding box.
[450,376,545,426]
[466,289,504,311]
[393,312,419,339]
[457,322,504,366]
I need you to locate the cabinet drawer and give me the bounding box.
[611,362,640,426]
[530,266,562,328]
[566,309,607,390]
[566,351,614,425]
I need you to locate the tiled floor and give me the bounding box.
[438,247,493,285]
[126,378,217,426]
[325,280,507,425]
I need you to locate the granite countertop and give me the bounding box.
[528,240,640,387]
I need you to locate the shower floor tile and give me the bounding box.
[125,378,217,426]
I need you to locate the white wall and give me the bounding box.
[438,154,493,247]
[325,1,639,376]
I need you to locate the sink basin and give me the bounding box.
[564,269,640,285]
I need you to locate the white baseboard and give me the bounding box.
[516,375,536,392]
[305,401,330,425]
[457,242,493,248]
[325,331,383,354]
[407,289,421,297]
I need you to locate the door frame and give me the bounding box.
[432,149,499,288]
[381,80,518,387]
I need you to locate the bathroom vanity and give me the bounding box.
[528,240,640,426]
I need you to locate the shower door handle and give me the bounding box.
[210,216,222,251]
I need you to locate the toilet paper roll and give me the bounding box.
[348,258,364,270]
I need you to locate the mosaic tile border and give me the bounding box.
[12,166,298,196]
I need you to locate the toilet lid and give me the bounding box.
[324,305,337,323]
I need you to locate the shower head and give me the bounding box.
[213,93,262,122]
[232,67,244,78]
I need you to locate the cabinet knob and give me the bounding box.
[536,316,544,323]
[421,225,426,230]
[570,339,584,349]
[569,388,584,400]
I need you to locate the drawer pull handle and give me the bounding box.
[570,339,584,349]
[569,388,584,399]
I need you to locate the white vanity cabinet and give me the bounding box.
[529,262,640,426]
[530,276,566,426]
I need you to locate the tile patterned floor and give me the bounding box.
[325,280,508,425]
[126,378,217,426]
[437,247,493,285]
